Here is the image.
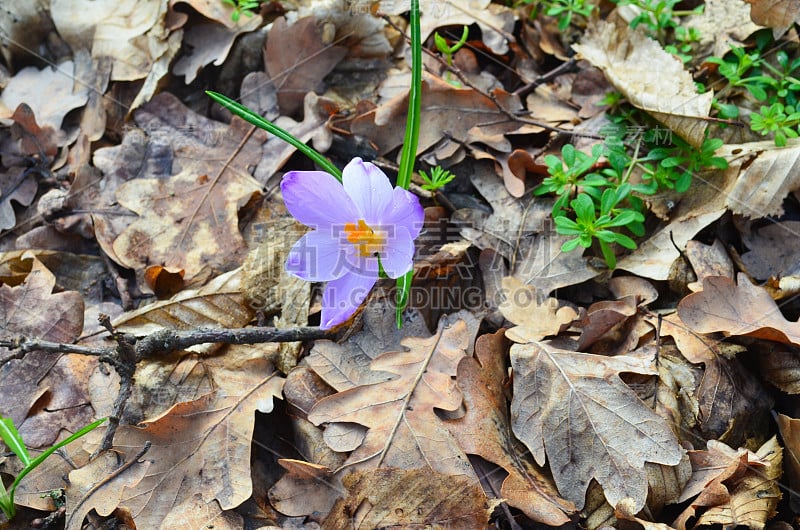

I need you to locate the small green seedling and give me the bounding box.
[0,416,106,519]
[223,0,262,22]
[750,102,800,146]
[419,166,457,191]
[554,190,644,269]
[434,26,469,85]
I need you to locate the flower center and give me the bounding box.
[344,219,385,257]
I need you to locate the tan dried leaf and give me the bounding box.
[678,274,800,345]
[674,437,782,530]
[265,16,347,117]
[112,93,264,284]
[322,468,491,530]
[776,414,800,512]
[574,16,712,148]
[307,316,475,477]
[510,340,684,511]
[759,348,800,394]
[719,139,800,218]
[447,331,576,525]
[68,363,284,529]
[111,268,252,337]
[744,0,800,38]
[499,276,578,344]
[0,256,84,428]
[268,460,342,518]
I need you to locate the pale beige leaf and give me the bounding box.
[510,340,684,511]
[307,315,475,477]
[719,139,800,218]
[112,268,252,336]
[0,60,88,131]
[65,450,151,530]
[574,16,712,148]
[499,276,578,344]
[51,0,179,82]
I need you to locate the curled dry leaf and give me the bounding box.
[678,274,800,346]
[674,437,782,530]
[446,330,576,525]
[744,0,800,38]
[719,139,800,219]
[776,413,800,511]
[69,364,285,530]
[510,340,684,511]
[499,276,578,344]
[574,15,712,149]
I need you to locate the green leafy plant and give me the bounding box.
[611,0,702,39]
[750,102,800,146]
[419,166,457,191]
[707,46,772,101]
[555,190,643,269]
[534,144,607,215]
[0,416,107,519]
[641,136,728,192]
[513,0,595,30]
[222,0,262,22]
[434,26,469,85]
[664,26,701,64]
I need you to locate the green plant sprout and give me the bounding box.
[547,0,595,30]
[706,32,800,145]
[750,103,800,146]
[555,189,643,269]
[419,166,457,191]
[611,0,702,40]
[208,0,423,328]
[434,26,469,85]
[0,416,107,519]
[223,0,262,22]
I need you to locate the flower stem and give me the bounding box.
[205,90,343,181]
[396,0,421,190]
[395,0,422,328]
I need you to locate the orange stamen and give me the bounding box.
[344,219,385,257]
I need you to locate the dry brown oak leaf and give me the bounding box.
[112,93,265,285]
[674,437,782,530]
[0,256,85,438]
[264,16,347,118]
[307,315,476,478]
[65,359,285,530]
[678,273,800,346]
[446,330,576,525]
[510,340,684,512]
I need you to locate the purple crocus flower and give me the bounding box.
[280,158,424,329]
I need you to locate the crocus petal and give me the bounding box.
[320,271,377,329]
[285,230,346,282]
[379,225,415,278]
[281,170,360,228]
[380,187,425,239]
[342,158,394,223]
